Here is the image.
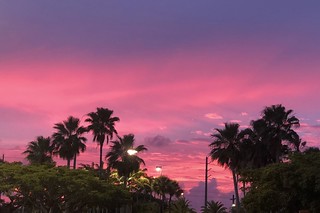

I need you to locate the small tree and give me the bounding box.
[201,200,227,213]
[170,197,196,213]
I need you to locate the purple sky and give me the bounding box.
[1,1,320,211]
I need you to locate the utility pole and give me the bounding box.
[204,156,208,209]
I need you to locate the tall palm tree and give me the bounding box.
[209,123,241,212]
[252,104,300,163]
[23,136,54,165]
[201,200,227,213]
[85,107,119,177]
[237,127,272,170]
[52,116,87,169]
[106,134,147,187]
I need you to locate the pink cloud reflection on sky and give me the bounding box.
[1,1,320,210]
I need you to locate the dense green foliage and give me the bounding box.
[0,162,186,213]
[242,151,320,212]
[0,163,130,212]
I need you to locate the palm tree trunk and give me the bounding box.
[168,195,172,213]
[99,141,103,178]
[67,159,70,168]
[73,154,77,169]
[232,169,240,213]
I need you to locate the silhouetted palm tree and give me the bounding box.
[52,116,87,169]
[167,180,183,213]
[201,200,227,213]
[23,136,54,165]
[170,197,196,213]
[86,107,119,177]
[209,122,241,212]
[152,175,183,212]
[251,104,300,163]
[106,134,147,187]
[237,127,272,170]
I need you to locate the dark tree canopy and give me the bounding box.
[242,151,320,212]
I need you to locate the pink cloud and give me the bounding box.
[205,113,223,120]
[186,178,234,212]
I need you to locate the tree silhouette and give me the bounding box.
[106,134,147,187]
[201,200,227,213]
[52,116,87,169]
[86,107,119,178]
[170,197,196,213]
[209,123,241,212]
[152,175,183,212]
[251,104,300,163]
[23,136,54,165]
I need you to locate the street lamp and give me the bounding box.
[127,149,137,155]
[231,195,236,207]
[155,166,162,175]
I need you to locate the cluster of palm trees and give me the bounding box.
[209,104,304,212]
[22,104,303,212]
[21,107,187,212]
[23,107,149,179]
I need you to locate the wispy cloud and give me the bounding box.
[192,130,211,137]
[144,135,172,147]
[229,119,242,123]
[205,113,223,120]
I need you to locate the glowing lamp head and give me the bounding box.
[155,166,162,172]
[127,149,138,155]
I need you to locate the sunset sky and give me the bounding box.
[1,1,320,211]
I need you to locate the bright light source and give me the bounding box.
[127,149,138,155]
[155,166,162,172]
[232,203,236,207]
